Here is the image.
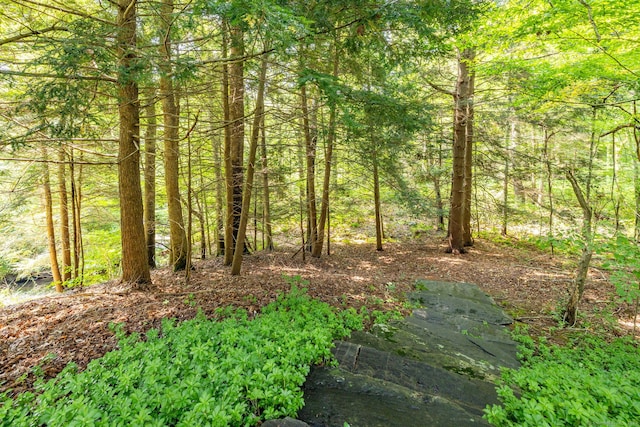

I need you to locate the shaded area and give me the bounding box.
[298,281,520,427]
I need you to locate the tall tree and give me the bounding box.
[225,23,246,265]
[448,48,474,253]
[116,0,151,286]
[58,148,72,281]
[42,147,63,292]
[231,54,268,275]
[143,90,157,268]
[159,0,188,271]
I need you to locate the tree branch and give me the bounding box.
[0,69,117,83]
[426,80,455,97]
[0,25,68,46]
[600,123,639,138]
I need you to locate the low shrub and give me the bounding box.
[484,334,640,426]
[0,285,363,426]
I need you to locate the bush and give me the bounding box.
[484,334,640,426]
[0,286,363,426]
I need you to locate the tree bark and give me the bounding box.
[462,49,475,246]
[42,147,63,292]
[116,0,151,286]
[69,149,82,283]
[58,148,71,281]
[143,90,157,268]
[301,84,318,252]
[563,170,594,326]
[231,54,267,275]
[225,24,245,265]
[260,114,274,251]
[159,0,187,271]
[448,49,472,254]
[219,28,231,259]
[373,147,383,251]
[312,46,338,258]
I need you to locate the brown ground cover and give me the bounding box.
[0,235,628,398]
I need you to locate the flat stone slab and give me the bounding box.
[298,281,519,427]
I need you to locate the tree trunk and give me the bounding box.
[373,148,383,251]
[212,112,225,256]
[221,27,232,261]
[448,49,471,254]
[42,147,63,292]
[462,49,475,247]
[160,0,187,271]
[143,90,157,268]
[563,170,594,326]
[500,124,512,236]
[543,127,555,254]
[301,84,318,252]
[69,149,82,283]
[58,148,71,282]
[635,156,640,242]
[312,46,338,258]
[231,54,267,275]
[116,0,151,286]
[260,114,274,251]
[225,24,245,265]
[633,106,640,241]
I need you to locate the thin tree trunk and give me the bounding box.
[564,107,598,325]
[116,0,151,286]
[301,84,318,252]
[435,135,445,231]
[563,170,594,326]
[543,127,555,255]
[69,149,82,283]
[143,90,157,268]
[462,49,475,247]
[42,147,63,292]
[373,148,383,251]
[186,115,193,283]
[231,54,267,275]
[312,46,338,258]
[221,27,232,260]
[260,114,274,251]
[501,125,512,237]
[212,116,225,256]
[633,103,640,241]
[58,148,71,282]
[635,155,640,242]
[160,0,187,271]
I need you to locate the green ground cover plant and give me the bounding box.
[484,331,640,426]
[0,285,363,426]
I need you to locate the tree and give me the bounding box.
[225,23,246,265]
[143,89,158,268]
[231,54,268,275]
[41,147,63,292]
[116,0,151,286]
[159,0,188,271]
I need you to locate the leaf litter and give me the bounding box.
[0,236,625,397]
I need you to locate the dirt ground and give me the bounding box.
[0,235,630,398]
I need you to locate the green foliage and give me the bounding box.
[0,287,364,426]
[600,235,640,306]
[484,334,640,426]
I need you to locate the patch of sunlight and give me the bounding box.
[617,317,640,336]
[0,285,55,308]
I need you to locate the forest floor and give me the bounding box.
[0,234,632,398]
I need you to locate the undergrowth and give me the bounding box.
[0,285,364,426]
[484,328,640,426]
